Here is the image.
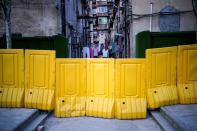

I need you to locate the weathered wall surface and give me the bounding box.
[130,0,197,57]
[0,0,61,37]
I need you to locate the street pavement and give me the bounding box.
[44,115,161,131]
[161,104,197,131]
[0,108,38,131]
[0,104,197,131]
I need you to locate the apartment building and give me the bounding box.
[89,0,115,47]
[0,0,88,57]
[110,0,196,57]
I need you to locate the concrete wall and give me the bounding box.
[0,0,61,37]
[0,8,4,36]
[131,0,197,57]
[65,0,84,38]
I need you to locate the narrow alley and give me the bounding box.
[0,0,197,131]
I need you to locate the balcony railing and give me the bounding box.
[96,0,107,5]
[96,12,109,17]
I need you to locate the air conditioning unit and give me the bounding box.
[120,23,123,29]
[119,1,123,8]
[0,10,2,17]
[54,0,60,10]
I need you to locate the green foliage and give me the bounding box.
[0,0,11,12]
[0,0,11,4]
[193,0,197,16]
[136,31,196,58]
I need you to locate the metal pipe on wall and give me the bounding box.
[124,0,127,58]
[61,0,66,36]
[150,2,153,32]
[89,0,93,43]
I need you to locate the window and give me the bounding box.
[92,8,97,14]
[97,0,107,1]
[98,17,108,24]
[73,0,76,11]
[97,6,107,13]
[93,19,97,25]
[0,8,2,17]
[93,31,98,37]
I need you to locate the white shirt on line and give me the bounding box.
[102,49,109,58]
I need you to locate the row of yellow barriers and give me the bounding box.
[55,58,146,119]
[0,44,196,119]
[0,50,55,110]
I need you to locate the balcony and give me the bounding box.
[107,0,114,2]
[96,0,107,6]
[95,24,109,31]
[96,12,109,17]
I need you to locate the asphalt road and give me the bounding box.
[44,115,161,131]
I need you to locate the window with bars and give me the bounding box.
[0,8,3,17]
[97,6,107,13]
[98,17,108,24]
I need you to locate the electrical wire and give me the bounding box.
[127,10,193,20]
[192,0,197,17]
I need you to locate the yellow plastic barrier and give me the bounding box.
[146,47,178,109]
[55,59,86,117]
[177,44,197,104]
[25,50,55,110]
[115,59,146,119]
[0,49,24,107]
[86,59,115,118]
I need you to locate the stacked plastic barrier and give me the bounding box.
[0,44,196,119]
[115,59,146,119]
[86,59,115,118]
[177,44,197,104]
[0,49,24,107]
[24,50,55,110]
[146,47,178,109]
[55,59,86,117]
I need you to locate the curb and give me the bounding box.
[14,109,39,131]
[150,110,175,131]
[22,111,52,131]
[160,107,189,131]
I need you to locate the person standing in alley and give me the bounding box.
[89,43,93,58]
[93,42,99,58]
[102,45,109,58]
[115,43,120,58]
[108,45,113,58]
[100,44,104,53]
[98,51,103,58]
[111,42,116,58]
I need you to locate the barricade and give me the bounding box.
[177,44,197,104]
[146,47,178,109]
[86,59,115,118]
[0,49,24,107]
[115,59,147,119]
[55,59,86,117]
[24,50,55,110]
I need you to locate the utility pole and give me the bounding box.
[124,0,127,58]
[117,6,119,48]
[82,3,85,47]
[85,18,87,46]
[61,0,66,36]
[192,0,197,42]
[89,0,93,44]
[149,2,153,32]
[1,0,12,48]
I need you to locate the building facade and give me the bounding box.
[64,0,88,58]
[88,0,115,47]
[111,0,197,57]
[0,0,88,57]
[0,0,61,36]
